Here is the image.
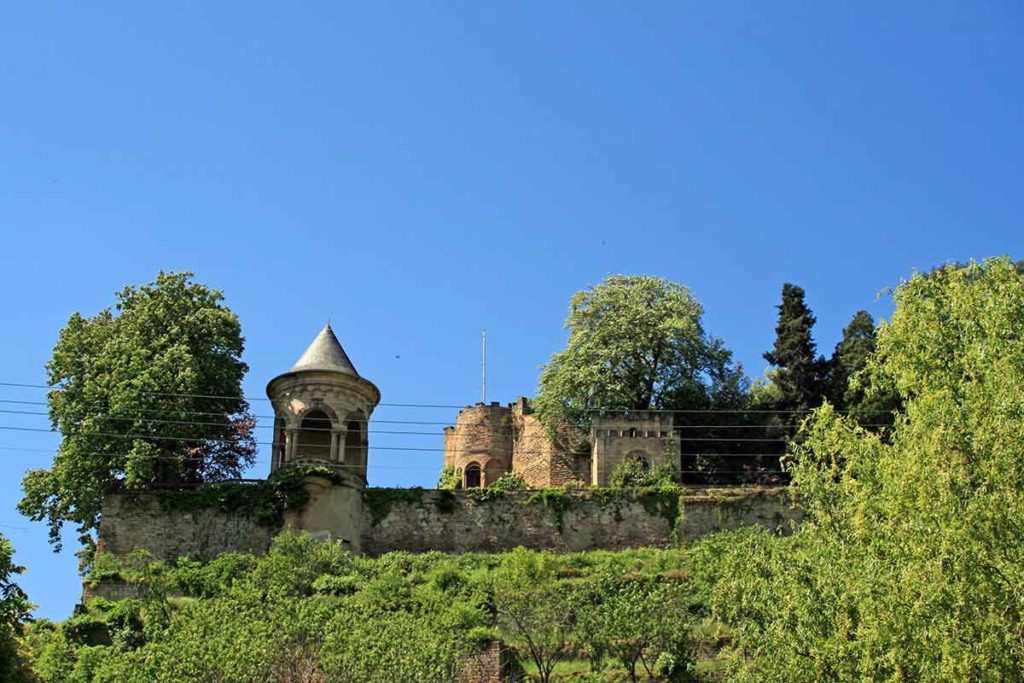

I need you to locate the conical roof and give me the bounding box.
[289,324,359,376]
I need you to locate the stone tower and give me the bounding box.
[442,402,514,488]
[266,324,380,550]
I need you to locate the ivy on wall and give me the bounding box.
[153,465,347,528]
[362,488,426,526]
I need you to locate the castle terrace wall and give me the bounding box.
[361,487,800,556]
[95,486,800,565]
[97,491,275,563]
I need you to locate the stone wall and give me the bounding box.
[96,486,800,565]
[361,487,799,556]
[82,578,140,603]
[97,491,275,563]
[458,641,521,683]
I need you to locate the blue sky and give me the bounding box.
[1,2,1022,619]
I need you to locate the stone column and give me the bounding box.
[286,428,298,461]
[330,430,340,462]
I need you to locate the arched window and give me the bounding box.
[296,409,332,460]
[464,462,482,488]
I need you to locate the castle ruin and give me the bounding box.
[93,325,798,572]
[442,400,681,488]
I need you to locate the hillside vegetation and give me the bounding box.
[28,533,743,682]
[6,258,1024,681]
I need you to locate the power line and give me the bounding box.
[0,446,788,480]
[0,382,897,415]
[2,407,879,433]
[0,408,894,438]
[0,418,801,441]
[0,445,430,471]
[0,437,789,459]
[0,382,464,409]
[0,402,896,435]
[0,401,533,426]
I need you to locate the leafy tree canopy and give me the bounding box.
[19,272,256,551]
[711,257,1024,680]
[0,533,33,682]
[534,275,739,435]
[824,309,876,407]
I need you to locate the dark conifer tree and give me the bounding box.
[826,310,877,411]
[763,283,826,415]
[826,310,901,431]
[752,283,828,480]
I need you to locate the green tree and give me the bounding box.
[19,272,256,551]
[490,549,576,683]
[678,364,773,485]
[322,608,465,683]
[823,310,875,409]
[712,257,1024,680]
[576,573,693,682]
[0,533,34,683]
[534,275,738,437]
[66,532,486,683]
[608,458,677,489]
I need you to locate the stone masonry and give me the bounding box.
[442,403,514,487]
[589,411,678,486]
[94,487,799,564]
[361,487,798,555]
[96,490,274,562]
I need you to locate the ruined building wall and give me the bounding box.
[510,398,589,487]
[443,401,689,489]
